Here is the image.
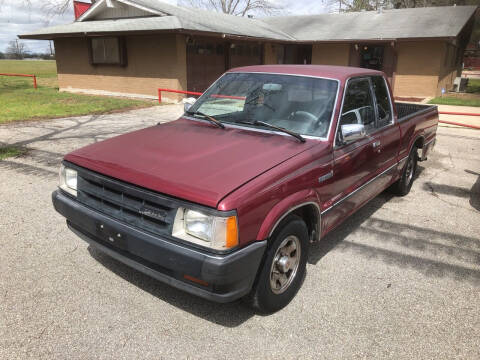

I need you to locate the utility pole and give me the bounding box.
[15,39,22,59]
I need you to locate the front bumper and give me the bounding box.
[52,190,266,303]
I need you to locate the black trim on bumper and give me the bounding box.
[52,190,267,303]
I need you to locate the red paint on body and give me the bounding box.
[64,65,439,246]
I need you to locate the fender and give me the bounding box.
[400,132,424,161]
[256,189,320,241]
[396,133,424,174]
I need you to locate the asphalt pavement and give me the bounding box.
[1,105,479,359]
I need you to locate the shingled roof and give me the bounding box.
[19,0,477,42]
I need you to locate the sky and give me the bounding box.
[0,0,330,54]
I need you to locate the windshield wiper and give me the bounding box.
[185,110,225,129]
[237,120,306,143]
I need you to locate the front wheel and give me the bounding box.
[390,147,418,196]
[244,215,309,313]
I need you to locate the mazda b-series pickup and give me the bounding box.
[53,65,438,312]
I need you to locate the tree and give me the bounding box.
[180,0,281,16]
[326,0,480,12]
[5,40,29,60]
[0,0,90,18]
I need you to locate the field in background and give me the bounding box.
[429,79,480,107]
[0,60,154,124]
[0,59,58,87]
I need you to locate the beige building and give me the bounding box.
[20,0,477,101]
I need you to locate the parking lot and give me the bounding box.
[1,105,479,359]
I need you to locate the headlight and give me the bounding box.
[59,164,77,197]
[184,210,214,241]
[172,208,238,250]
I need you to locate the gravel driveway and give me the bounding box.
[1,105,479,359]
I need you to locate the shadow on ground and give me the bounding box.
[87,246,257,327]
[310,191,480,286]
[465,169,480,211]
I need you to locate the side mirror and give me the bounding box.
[341,123,366,143]
[183,97,196,112]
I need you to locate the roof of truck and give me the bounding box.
[228,65,384,82]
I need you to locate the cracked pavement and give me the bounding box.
[0,105,479,359]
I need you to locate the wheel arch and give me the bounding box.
[256,190,321,243]
[410,134,425,154]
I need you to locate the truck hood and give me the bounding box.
[64,118,317,208]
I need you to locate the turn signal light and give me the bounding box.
[226,216,239,249]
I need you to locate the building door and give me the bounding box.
[187,40,227,92]
[360,44,384,70]
[278,44,312,64]
[349,43,397,89]
[229,42,263,68]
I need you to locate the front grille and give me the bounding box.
[75,167,178,238]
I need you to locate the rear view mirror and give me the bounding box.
[341,124,366,143]
[262,83,282,92]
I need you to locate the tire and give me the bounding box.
[390,147,418,196]
[244,215,309,313]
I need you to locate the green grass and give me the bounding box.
[0,60,154,123]
[0,60,57,77]
[466,79,480,94]
[428,96,480,107]
[0,146,26,160]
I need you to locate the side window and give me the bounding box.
[372,76,392,127]
[90,37,126,66]
[339,78,375,130]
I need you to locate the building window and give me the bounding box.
[89,37,127,66]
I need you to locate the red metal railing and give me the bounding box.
[438,111,480,117]
[437,111,480,130]
[439,120,480,129]
[158,89,202,103]
[0,73,37,89]
[158,88,245,103]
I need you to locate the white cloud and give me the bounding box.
[0,0,76,53]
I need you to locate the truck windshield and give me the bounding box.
[187,72,339,138]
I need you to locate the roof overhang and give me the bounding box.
[18,4,478,44]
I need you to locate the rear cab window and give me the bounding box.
[371,76,393,128]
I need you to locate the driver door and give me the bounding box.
[321,77,383,234]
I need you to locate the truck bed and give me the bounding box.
[395,102,437,122]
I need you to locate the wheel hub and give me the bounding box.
[277,255,291,273]
[269,235,301,294]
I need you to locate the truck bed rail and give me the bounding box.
[395,103,436,122]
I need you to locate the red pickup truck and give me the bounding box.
[53,65,438,312]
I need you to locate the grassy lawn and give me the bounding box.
[466,78,480,94]
[428,95,480,107]
[0,146,26,160]
[0,60,154,124]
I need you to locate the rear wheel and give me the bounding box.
[390,147,418,196]
[244,215,309,313]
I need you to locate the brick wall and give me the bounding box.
[55,34,187,102]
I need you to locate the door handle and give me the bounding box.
[372,140,381,148]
